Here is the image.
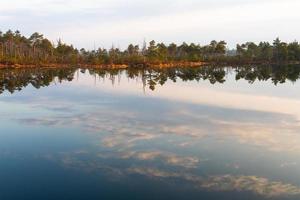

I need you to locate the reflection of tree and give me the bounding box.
[0,67,77,94]
[1,65,300,93]
[140,67,226,90]
[235,65,300,85]
[77,65,300,90]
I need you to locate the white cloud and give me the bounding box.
[1,0,300,48]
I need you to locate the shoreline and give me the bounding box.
[0,61,206,70]
[0,61,299,70]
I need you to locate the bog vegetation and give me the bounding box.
[1,30,300,66]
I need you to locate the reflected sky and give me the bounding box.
[0,66,300,200]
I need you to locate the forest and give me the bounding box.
[1,30,300,67]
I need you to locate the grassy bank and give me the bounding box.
[0,61,206,69]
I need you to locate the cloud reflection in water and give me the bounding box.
[2,66,300,199]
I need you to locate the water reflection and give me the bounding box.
[1,64,300,94]
[0,65,300,200]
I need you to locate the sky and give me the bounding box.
[1,0,300,49]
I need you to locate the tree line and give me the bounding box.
[1,30,300,66]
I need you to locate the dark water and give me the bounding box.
[0,65,300,200]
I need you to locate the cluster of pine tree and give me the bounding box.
[0,30,226,65]
[234,39,300,63]
[1,30,300,66]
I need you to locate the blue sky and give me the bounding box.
[1,0,300,49]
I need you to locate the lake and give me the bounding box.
[0,65,300,200]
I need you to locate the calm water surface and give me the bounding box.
[0,66,300,200]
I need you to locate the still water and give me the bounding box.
[0,65,300,200]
